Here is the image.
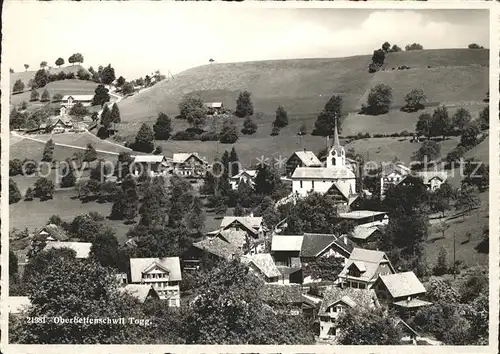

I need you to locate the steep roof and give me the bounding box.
[378,271,427,298]
[172,152,206,164]
[129,257,182,283]
[133,155,165,163]
[230,169,257,180]
[417,171,449,185]
[192,237,242,260]
[350,223,385,240]
[44,241,92,259]
[339,248,394,282]
[300,233,337,258]
[220,216,263,233]
[118,284,159,303]
[271,235,304,252]
[242,253,282,278]
[293,151,322,167]
[217,229,247,249]
[319,286,378,316]
[338,210,388,220]
[291,167,355,180]
[37,224,70,241]
[260,284,302,304]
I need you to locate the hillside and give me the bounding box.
[10,64,89,92]
[117,49,489,137]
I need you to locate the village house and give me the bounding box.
[118,284,160,303]
[40,116,74,134]
[204,102,224,115]
[132,155,169,177]
[229,169,257,190]
[338,248,396,289]
[242,253,282,283]
[338,210,389,227]
[380,162,411,197]
[35,223,70,242]
[260,283,305,316]
[171,152,209,177]
[374,271,432,317]
[43,241,92,259]
[416,171,449,192]
[338,210,389,248]
[270,235,303,284]
[218,215,268,240]
[318,286,379,341]
[290,124,358,207]
[285,149,323,176]
[182,234,243,271]
[129,257,182,307]
[61,94,94,108]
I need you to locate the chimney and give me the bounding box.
[249,212,254,218]
[343,234,348,244]
[303,147,307,153]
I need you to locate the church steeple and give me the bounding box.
[326,116,345,169]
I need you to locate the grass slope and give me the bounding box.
[117,49,488,138]
[10,65,89,92]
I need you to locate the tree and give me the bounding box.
[92,84,111,106]
[371,48,386,67]
[100,105,112,129]
[10,108,26,130]
[234,202,245,216]
[133,123,155,153]
[254,165,281,197]
[271,125,280,136]
[121,82,134,96]
[13,79,25,93]
[214,195,228,216]
[77,68,90,81]
[24,187,34,201]
[74,53,84,64]
[455,185,480,220]
[178,94,205,120]
[60,159,77,188]
[416,113,432,139]
[40,89,51,102]
[9,178,22,204]
[52,92,63,102]
[405,43,424,51]
[412,140,441,161]
[274,105,289,128]
[55,57,64,67]
[460,123,480,148]
[33,177,55,200]
[24,64,29,71]
[433,247,448,275]
[186,107,206,129]
[304,256,343,281]
[90,228,121,269]
[478,107,489,130]
[431,181,455,217]
[185,259,315,344]
[219,117,239,144]
[101,64,116,86]
[69,102,88,121]
[241,116,257,135]
[83,143,97,162]
[468,43,484,49]
[34,69,49,88]
[153,112,173,140]
[116,76,126,87]
[336,307,402,345]
[30,88,39,101]
[364,84,392,115]
[382,41,391,52]
[462,160,488,191]
[42,139,55,162]
[139,179,169,227]
[452,108,472,133]
[391,44,402,52]
[235,91,254,117]
[313,95,342,136]
[123,175,139,222]
[229,147,240,176]
[39,61,48,69]
[403,88,426,112]
[431,106,451,140]
[186,197,205,233]
[110,103,121,131]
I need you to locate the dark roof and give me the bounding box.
[192,237,242,260]
[300,233,337,258]
[319,286,378,316]
[37,224,70,241]
[260,284,302,304]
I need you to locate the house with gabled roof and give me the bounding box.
[416,171,449,192]
[219,215,267,240]
[204,102,224,115]
[318,286,379,341]
[260,283,304,315]
[129,257,182,307]
[270,235,303,284]
[35,224,70,242]
[171,152,208,177]
[132,154,169,177]
[61,94,94,108]
[374,271,432,316]
[118,284,160,303]
[286,149,323,176]
[230,169,257,190]
[338,248,395,290]
[242,253,282,283]
[380,162,411,198]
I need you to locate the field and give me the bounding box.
[10,65,89,92]
[116,49,489,139]
[11,79,99,107]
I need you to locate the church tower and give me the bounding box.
[326,118,345,168]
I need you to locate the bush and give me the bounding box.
[153,146,163,155]
[270,126,280,136]
[171,131,199,141]
[200,132,219,141]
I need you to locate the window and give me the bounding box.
[337,306,343,312]
[359,283,366,289]
[300,180,303,188]
[311,181,315,190]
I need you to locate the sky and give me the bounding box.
[3,3,489,80]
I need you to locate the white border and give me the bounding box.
[1,1,498,353]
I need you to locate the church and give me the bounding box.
[290,122,358,206]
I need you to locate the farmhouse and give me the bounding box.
[118,284,160,303]
[132,155,169,177]
[338,210,389,226]
[35,223,70,242]
[242,253,282,284]
[218,215,268,240]
[338,211,389,248]
[270,235,303,284]
[286,149,322,176]
[338,248,396,289]
[229,169,257,190]
[291,124,358,206]
[416,171,449,192]
[171,152,208,177]
[43,241,92,259]
[318,287,379,341]
[41,116,74,134]
[204,102,224,115]
[374,271,431,316]
[129,257,182,307]
[260,283,304,315]
[380,162,411,197]
[61,95,93,108]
